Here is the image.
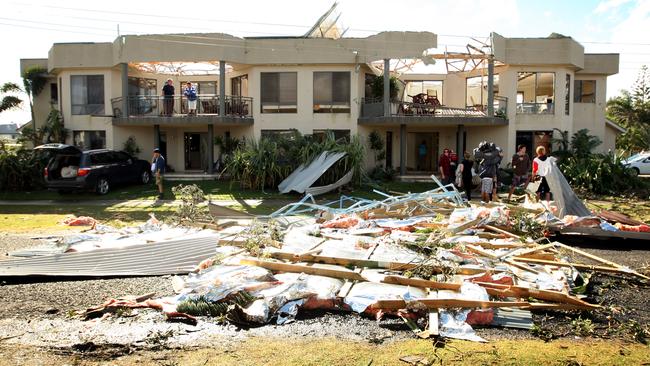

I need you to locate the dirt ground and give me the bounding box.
[0,234,649,365]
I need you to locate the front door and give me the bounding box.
[408,132,438,172]
[184,132,208,171]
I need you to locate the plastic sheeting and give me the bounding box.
[544,157,591,218]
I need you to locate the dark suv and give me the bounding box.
[36,144,152,195]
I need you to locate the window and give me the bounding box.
[179,81,217,94]
[574,80,596,103]
[71,75,105,115]
[260,129,298,139]
[404,80,443,104]
[312,129,350,142]
[50,83,58,104]
[565,74,571,115]
[466,75,499,109]
[516,72,555,114]
[313,72,351,113]
[73,130,106,150]
[231,75,248,96]
[128,77,157,96]
[261,72,297,113]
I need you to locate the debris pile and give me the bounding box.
[58,179,648,342]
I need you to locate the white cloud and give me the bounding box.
[594,0,634,14]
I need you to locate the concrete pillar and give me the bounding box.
[456,124,465,155]
[399,123,406,176]
[154,124,160,150]
[219,60,226,117]
[487,57,495,117]
[383,58,390,117]
[120,63,129,117]
[207,124,214,174]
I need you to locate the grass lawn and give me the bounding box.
[0,180,438,202]
[14,337,649,366]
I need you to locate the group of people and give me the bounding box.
[161,79,199,116]
[437,143,552,203]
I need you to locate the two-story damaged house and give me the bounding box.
[21,29,620,175]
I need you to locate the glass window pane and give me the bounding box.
[332,72,350,104]
[71,75,87,107]
[279,72,297,104]
[313,72,331,104]
[517,72,536,103]
[261,73,278,103]
[536,73,554,103]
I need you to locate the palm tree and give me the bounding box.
[21,66,48,131]
[0,82,23,113]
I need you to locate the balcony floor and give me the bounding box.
[358,115,508,127]
[113,114,253,126]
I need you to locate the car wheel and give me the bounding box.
[96,177,110,195]
[632,167,640,177]
[140,170,151,184]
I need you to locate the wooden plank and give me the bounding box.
[482,225,522,240]
[383,276,598,310]
[371,298,532,310]
[554,242,625,269]
[267,252,493,275]
[511,257,650,280]
[238,258,366,281]
[466,245,499,259]
[428,290,439,336]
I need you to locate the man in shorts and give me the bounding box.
[507,144,531,202]
[152,148,166,199]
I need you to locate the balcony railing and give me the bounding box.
[111,95,253,118]
[516,102,554,115]
[360,96,508,119]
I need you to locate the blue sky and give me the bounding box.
[1,0,649,125]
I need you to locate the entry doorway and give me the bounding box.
[407,132,439,172]
[184,132,209,171]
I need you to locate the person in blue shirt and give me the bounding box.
[418,140,427,171]
[152,148,166,199]
[183,82,198,116]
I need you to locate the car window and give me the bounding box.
[115,151,131,162]
[90,152,111,165]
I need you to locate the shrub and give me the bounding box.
[559,152,645,195]
[0,146,46,191]
[123,136,141,157]
[225,131,365,190]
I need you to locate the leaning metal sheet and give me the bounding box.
[0,235,220,277]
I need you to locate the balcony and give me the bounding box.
[358,96,508,127]
[111,95,254,126]
[516,102,555,115]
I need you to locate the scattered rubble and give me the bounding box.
[3,178,643,344]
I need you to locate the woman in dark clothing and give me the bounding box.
[459,151,474,201]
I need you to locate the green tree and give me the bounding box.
[22,66,48,131]
[0,82,22,113]
[607,66,650,153]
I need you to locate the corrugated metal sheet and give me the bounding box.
[278,151,346,194]
[0,235,220,277]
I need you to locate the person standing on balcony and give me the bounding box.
[438,148,453,185]
[162,79,175,116]
[152,148,166,199]
[184,82,198,116]
[507,144,531,202]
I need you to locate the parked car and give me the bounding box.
[623,152,650,176]
[35,144,152,195]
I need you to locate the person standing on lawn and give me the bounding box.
[532,145,552,202]
[508,144,531,202]
[438,148,453,185]
[152,148,166,199]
